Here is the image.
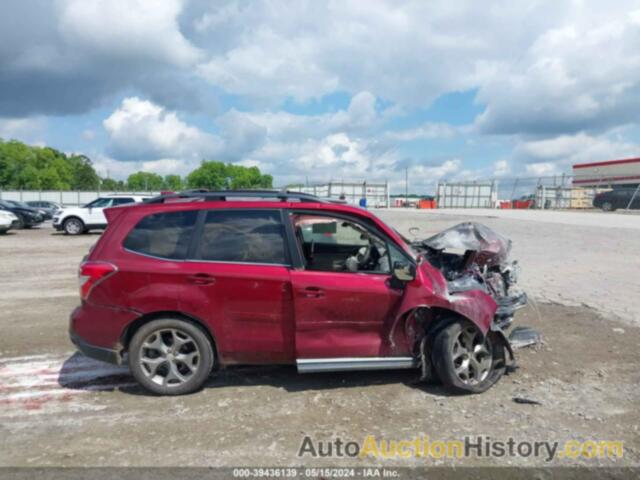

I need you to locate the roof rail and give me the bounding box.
[143,189,326,204]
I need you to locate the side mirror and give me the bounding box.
[393,261,416,282]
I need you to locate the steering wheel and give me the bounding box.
[356,245,373,268]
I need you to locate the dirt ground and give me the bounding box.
[0,214,638,468]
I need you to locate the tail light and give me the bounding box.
[78,261,117,301]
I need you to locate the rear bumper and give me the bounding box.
[68,304,137,365]
[70,330,122,365]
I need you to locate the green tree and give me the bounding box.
[127,171,164,190]
[39,165,65,190]
[14,164,41,189]
[186,161,227,189]
[163,174,183,191]
[101,177,126,190]
[186,161,273,190]
[0,139,37,188]
[68,155,100,189]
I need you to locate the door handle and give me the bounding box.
[301,286,324,298]
[187,273,216,285]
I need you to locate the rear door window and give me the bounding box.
[112,197,135,205]
[194,210,287,265]
[124,210,198,260]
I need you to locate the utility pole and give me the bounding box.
[405,167,409,208]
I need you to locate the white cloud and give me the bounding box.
[256,133,398,185]
[4,1,640,191]
[525,162,560,177]
[58,0,202,67]
[346,91,377,127]
[216,90,380,146]
[492,159,511,177]
[0,0,203,116]
[515,132,639,168]
[140,158,190,176]
[103,97,220,162]
[389,159,461,191]
[297,133,371,172]
[93,154,192,179]
[92,154,137,179]
[384,122,457,141]
[0,117,46,141]
[475,6,640,134]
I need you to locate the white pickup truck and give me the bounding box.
[53,195,150,235]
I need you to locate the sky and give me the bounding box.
[0,0,639,193]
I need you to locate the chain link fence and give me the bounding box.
[290,181,390,208]
[1,173,638,210]
[434,174,640,210]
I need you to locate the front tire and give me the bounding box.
[63,217,84,235]
[432,321,505,394]
[601,201,615,212]
[15,215,25,229]
[128,318,214,395]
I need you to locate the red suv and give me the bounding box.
[71,190,527,395]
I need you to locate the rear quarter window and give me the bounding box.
[123,210,198,260]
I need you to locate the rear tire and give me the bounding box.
[128,318,214,396]
[601,202,615,212]
[432,320,505,394]
[15,215,25,229]
[63,217,84,235]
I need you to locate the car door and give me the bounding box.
[287,211,405,359]
[181,209,295,364]
[85,198,113,225]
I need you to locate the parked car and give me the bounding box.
[70,190,529,396]
[593,188,640,211]
[0,200,44,229]
[53,195,150,235]
[26,200,62,219]
[0,209,19,233]
[3,199,53,220]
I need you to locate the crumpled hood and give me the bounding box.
[421,222,511,267]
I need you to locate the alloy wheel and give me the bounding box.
[451,326,492,385]
[65,218,83,234]
[139,328,201,387]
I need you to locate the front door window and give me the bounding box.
[291,214,391,274]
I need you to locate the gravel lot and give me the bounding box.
[0,212,638,468]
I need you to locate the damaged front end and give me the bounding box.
[415,222,528,332]
[386,221,538,392]
[404,221,539,383]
